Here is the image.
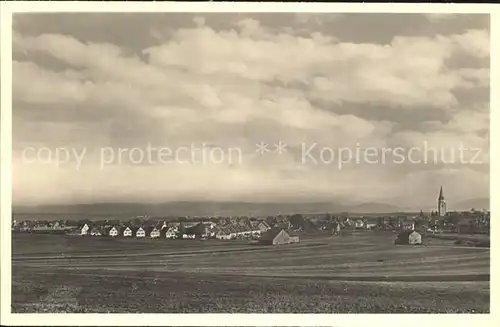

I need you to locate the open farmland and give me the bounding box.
[12,232,490,313]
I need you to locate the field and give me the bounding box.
[11,232,490,313]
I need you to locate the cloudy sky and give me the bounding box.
[12,13,490,208]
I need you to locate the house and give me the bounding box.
[81,223,90,236]
[251,226,262,236]
[401,221,415,231]
[123,227,133,237]
[286,229,300,243]
[182,233,196,239]
[136,227,146,238]
[354,219,365,229]
[274,221,291,229]
[228,226,238,239]
[203,221,217,229]
[216,228,231,240]
[164,226,177,239]
[109,226,119,237]
[395,230,422,245]
[150,227,161,238]
[90,227,102,236]
[332,221,340,235]
[207,226,219,238]
[258,228,297,246]
[258,221,271,232]
[191,223,210,238]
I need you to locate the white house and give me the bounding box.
[182,234,195,239]
[136,227,146,238]
[81,223,90,236]
[123,227,133,237]
[216,228,233,240]
[109,226,119,237]
[150,228,161,238]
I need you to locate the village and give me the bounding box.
[12,187,490,246]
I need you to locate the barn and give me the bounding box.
[395,230,422,245]
[258,228,298,245]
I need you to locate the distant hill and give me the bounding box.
[12,201,413,219]
[451,198,490,211]
[13,201,347,218]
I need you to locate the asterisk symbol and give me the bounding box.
[274,141,287,154]
[255,142,270,155]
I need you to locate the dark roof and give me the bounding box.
[260,228,287,241]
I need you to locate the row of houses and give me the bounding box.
[212,220,271,240]
[80,220,274,240]
[79,221,300,246]
[81,223,175,239]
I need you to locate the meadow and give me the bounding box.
[11,232,490,313]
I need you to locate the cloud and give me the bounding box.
[143,22,488,108]
[11,15,490,206]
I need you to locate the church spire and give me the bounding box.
[438,186,444,201]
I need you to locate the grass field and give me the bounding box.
[11,232,490,313]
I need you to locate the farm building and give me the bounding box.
[395,230,422,245]
[123,227,133,237]
[81,224,90,236]
[258,228,299,245]
[136,227,146,238]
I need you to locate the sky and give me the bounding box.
[11,13,490,208]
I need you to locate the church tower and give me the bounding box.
[438,186,447,217]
